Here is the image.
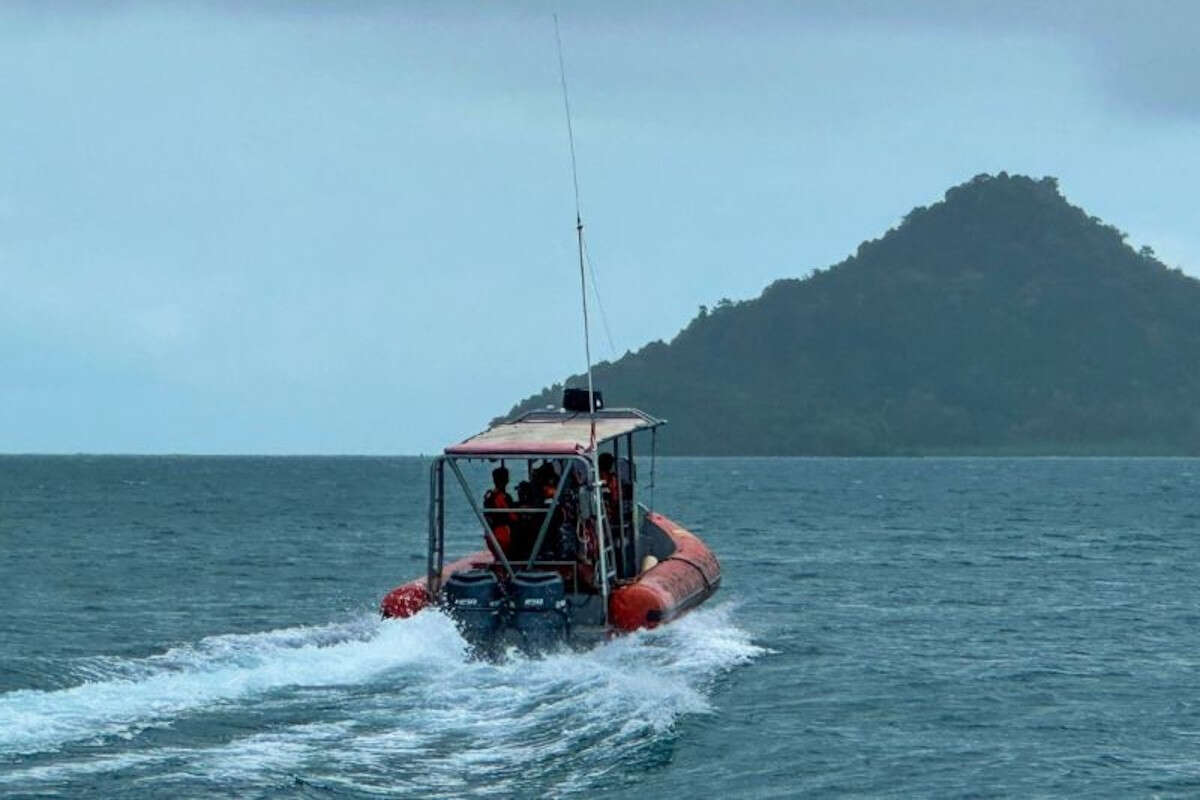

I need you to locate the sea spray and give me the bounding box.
[0,612,465,756]
[1,603,761,796]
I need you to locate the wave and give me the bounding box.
[0,612,464,757]
[0,604,762,796]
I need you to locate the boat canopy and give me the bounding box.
[444,408,664,457]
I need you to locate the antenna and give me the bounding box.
[553,14,610,619]
[555,15,583,230]
[553,15,594,431]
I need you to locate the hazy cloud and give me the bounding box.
[1,1,1197,452]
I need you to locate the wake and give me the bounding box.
[0,604,763,795]
[0,612,461,756]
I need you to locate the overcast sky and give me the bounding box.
[3,1,1198,454]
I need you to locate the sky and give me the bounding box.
[2,1,1198,454]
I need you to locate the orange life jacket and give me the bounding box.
[601,471,619,500]
[483,488,515,556]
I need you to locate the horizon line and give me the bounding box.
[3,452,1199,460]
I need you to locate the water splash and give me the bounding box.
[0,604,762,796]
[0,612,462,756]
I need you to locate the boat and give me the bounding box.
[379,392,721,653]
[380,20,718,654]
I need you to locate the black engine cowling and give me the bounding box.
[443,569,503,645]
[511,571,568,652]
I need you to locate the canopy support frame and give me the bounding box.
[446,457,517,581]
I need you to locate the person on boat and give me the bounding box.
[512,469,542,554]
[552,468,582,561]
[596,452,625,568]
[517,461,559,559]
[483,466,516,559]
[534,460,560,501]
[599,452,625,530]
[598,452,620,501]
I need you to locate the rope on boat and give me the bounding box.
[581,237,618,357]
[663,555,713,592]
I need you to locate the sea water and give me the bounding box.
[2,456,1199,797]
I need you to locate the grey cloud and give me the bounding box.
[2,1,1197,452]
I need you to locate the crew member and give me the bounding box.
[597,452,626,575]
[483,466,516,559]
[598,452,620,501]
[534,461,560,501]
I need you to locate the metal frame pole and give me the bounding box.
[613,437,625,577]
[626,432,637,573]
[525,459,576,569]
[649,427,657,511]
[426,458,437,594]
[591,450,610,621]
[436,459,444,587]
[446,457,516,580]
[426,457,447,596]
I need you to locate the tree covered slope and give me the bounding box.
[501,173,1200,454]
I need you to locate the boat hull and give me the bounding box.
[608,512,721,631]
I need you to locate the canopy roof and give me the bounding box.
[445,408,664,457]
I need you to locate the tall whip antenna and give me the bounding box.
[554,14,609,618]
[554,15,596,440]
[555,15,583,229]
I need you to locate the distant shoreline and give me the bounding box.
[3,450,1199,459]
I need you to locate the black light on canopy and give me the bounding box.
[562,388,604,413]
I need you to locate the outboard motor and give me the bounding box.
[443,570,503,649]
[511,571,568,653]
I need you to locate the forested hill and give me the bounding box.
[500,173,1200,455]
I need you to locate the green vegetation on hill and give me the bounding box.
[501,173,1200,454]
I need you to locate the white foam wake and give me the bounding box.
[1,603,764,795]
[0,612,463,756]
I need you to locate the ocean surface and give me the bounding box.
[3,456,1200,798]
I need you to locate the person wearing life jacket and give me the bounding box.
[483,466,516,560]
[598,452,620,503]
[517,461,561,561]
[600,452,624,532]
[533,461,559,501]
